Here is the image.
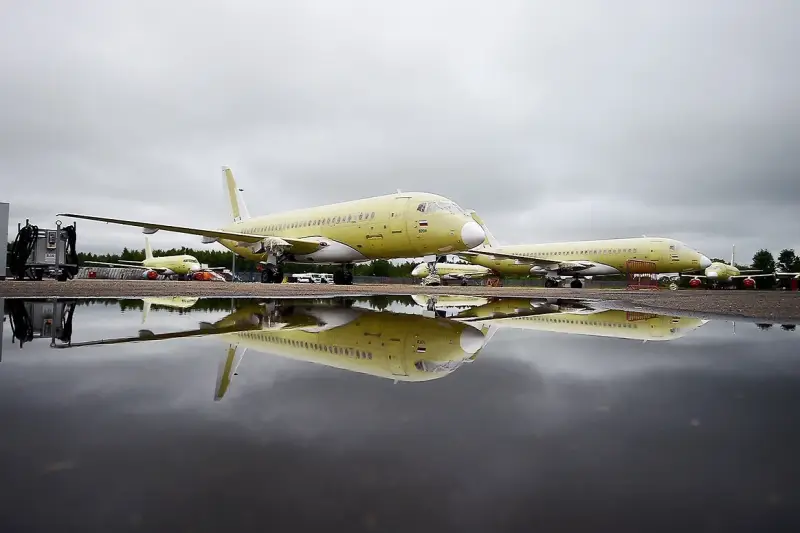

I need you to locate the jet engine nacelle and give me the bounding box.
[529,266,548,276]
[689,278,702,288]
[143,269,159,280]
[743,277,756,289]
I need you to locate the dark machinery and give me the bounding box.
[8,219,79,281]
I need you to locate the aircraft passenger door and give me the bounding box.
[647,241,663,262]
[389,197,411,247]
[386,337,408,377]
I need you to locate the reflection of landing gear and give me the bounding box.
[334,264,354,285]
[461,280,468,286]
[544,278,560,288]
[570,278,583,289]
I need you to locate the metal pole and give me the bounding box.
[55,220,62,281]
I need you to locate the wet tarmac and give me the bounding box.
[1,295,799,532]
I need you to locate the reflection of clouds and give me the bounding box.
[492,321,800,381]
[1,298,800,530]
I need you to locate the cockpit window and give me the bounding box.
[416,201,467,215]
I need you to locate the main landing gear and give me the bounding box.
[260,264,284,283]
[544,277,583,288]
[333,264,354,285]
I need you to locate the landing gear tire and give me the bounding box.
[570,278,583,289]
[461,280,468,286]
[261,266,282,283]
[544,278,559,288]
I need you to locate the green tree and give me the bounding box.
[751,249,775,273]
[710,258,727,264]
[370,259,391,277]
[778,249,798,272]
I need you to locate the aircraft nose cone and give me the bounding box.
[699,254,712,269]
[459,326,486,354]
[411,264,427,277]
[460,220,485,249]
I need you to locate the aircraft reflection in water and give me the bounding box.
[2,297,797,398]
[37,298,495,399]
[140,296,200,323]
[412,295,710,341]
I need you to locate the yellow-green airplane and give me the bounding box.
[60,167,485,285]
[680,245,775,289]
[457,212,712,288]
[84,236,206,279]
[411,259,491,286]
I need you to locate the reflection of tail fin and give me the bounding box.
[141,301,151,324]
[144,236,153,260]
[467,211,500,248]
[215,344,246,401]
[222,166,250,223]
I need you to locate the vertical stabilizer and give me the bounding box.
[144,236,153,261]
[467,211,500,249]
[222,166,251,223]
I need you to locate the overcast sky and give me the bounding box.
[2,1,799,262]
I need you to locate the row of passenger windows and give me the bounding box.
[240,212,378,234]
[525,317,642,328]
[518,248,640,257]
[241,332,374,360]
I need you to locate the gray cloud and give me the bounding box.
[2,0,799,261]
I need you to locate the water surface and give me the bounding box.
[1,296,798,532]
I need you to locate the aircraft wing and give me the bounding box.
[58,213,323,255]
[85,260,166,272]
[775,272,800,278]
[459,250,561,265]
[730,273,776,279]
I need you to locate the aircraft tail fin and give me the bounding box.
[222,166,251,223]
[144,236,153,261]
[467,211,500,249]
